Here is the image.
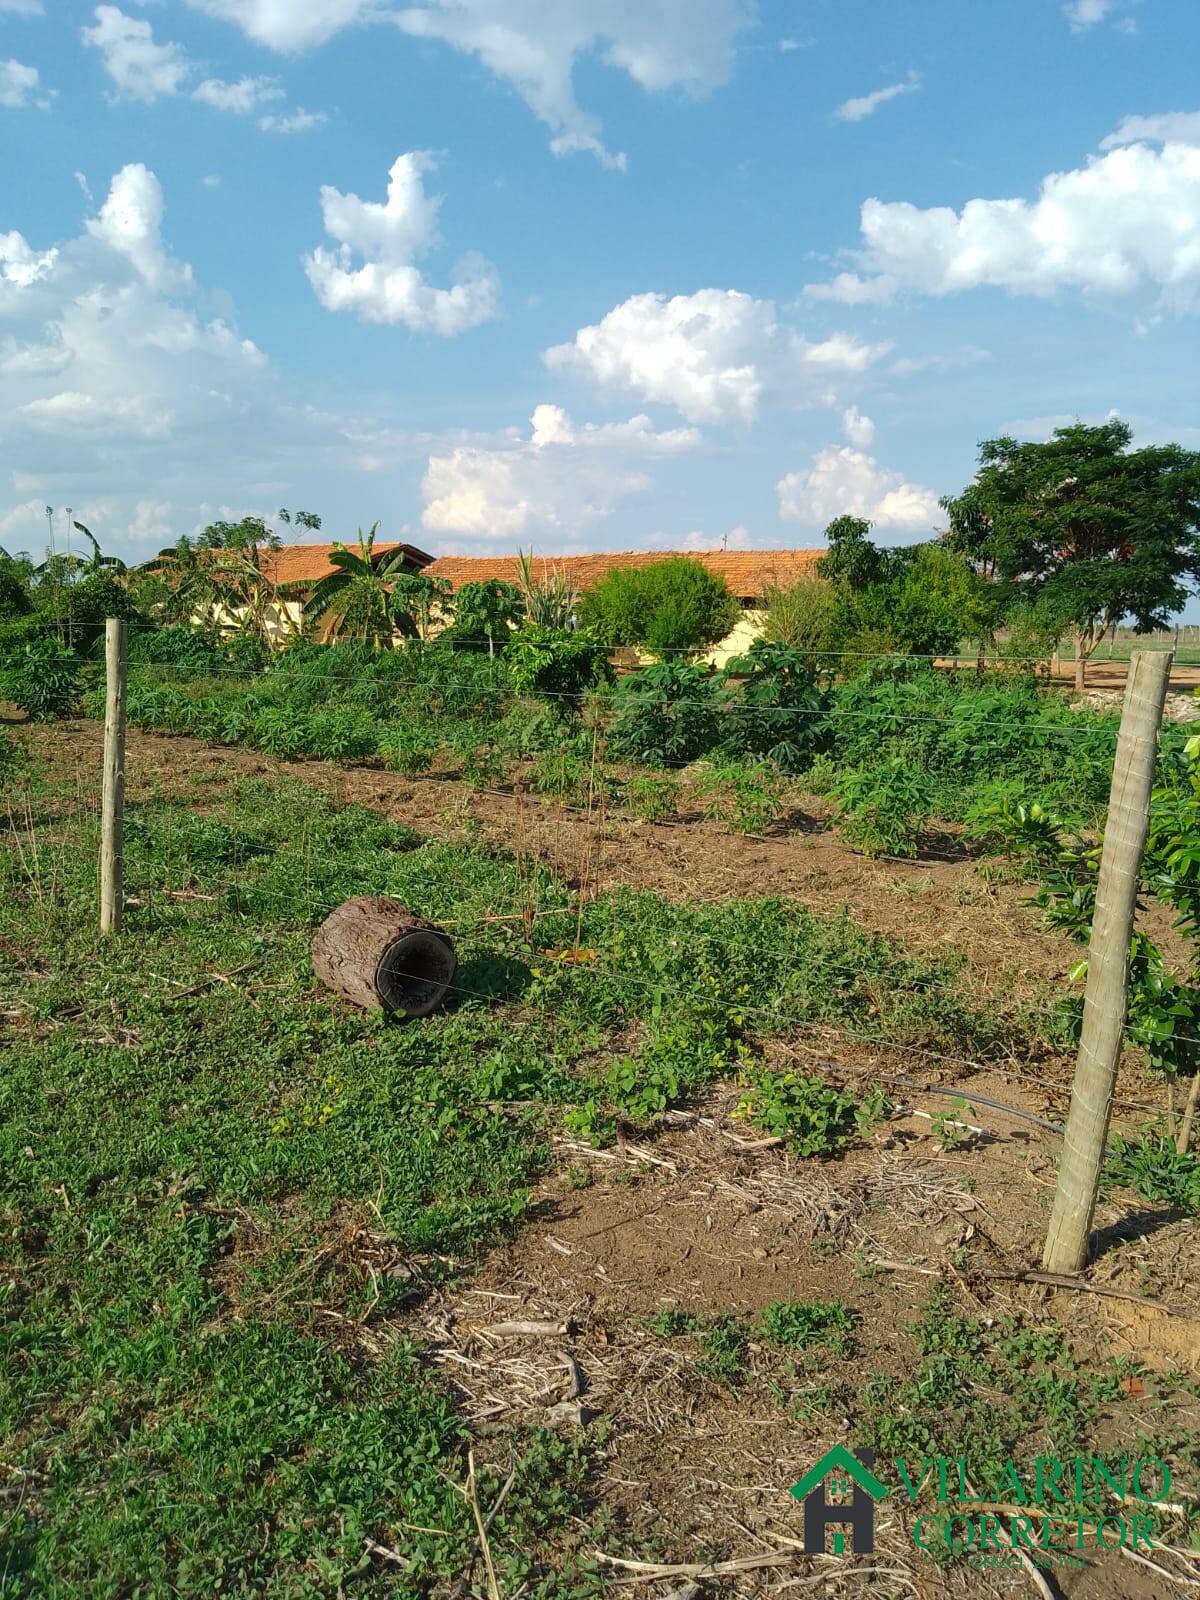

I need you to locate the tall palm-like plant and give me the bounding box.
[516,548,575,629]
[293,523,416,647]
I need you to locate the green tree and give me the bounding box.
[390,571,453,643]
[942,421,1200,688]
[578,557,740,656]
[0,562,32,621]
[136,518,290,647]
[277,509,323,533]
[811,517,992,662]
[817,516,888,590]
[296,523,423,648]
[447,578,523,656]
[762,575,840,663]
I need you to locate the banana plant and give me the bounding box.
[287,523,419,648]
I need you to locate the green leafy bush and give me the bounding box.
[719,640,829,770]
[1104,1132,1200,1215]
[2,636,84,719]
[762,576,840,661]
[832,759,932,858]
[578,556,740,655]
[689,761,782,835]
[736,1069,863,1157]
[621,773,680,823]
[607,661,723,766]
[458,742,507,790]
[248,706,313,759]
[529,751,593,807]
[0,728,30,782]
[507,625,611,707]
[304,707,379,761]
[380,725,439,777]
[0,564,32,620]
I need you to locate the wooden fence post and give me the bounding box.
[1042,649,1173,1273]
[100,617,127,936]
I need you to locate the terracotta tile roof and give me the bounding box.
[257,541,433,587]
[423,549,823,602]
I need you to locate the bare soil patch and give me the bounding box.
[417,1086,1200,1598]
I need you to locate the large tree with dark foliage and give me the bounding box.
[942,421,1200,688]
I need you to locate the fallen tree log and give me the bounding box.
[312,896,457,1018]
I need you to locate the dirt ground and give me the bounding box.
[421,1085,1200,1599]
[17,718,1200,1598]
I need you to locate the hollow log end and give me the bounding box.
[312,896,457,1019]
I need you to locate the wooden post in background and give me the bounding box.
[100,618,127,936]
[1042,649,1173,1273]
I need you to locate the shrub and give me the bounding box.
[621,774,680,823]
[1104,1132,1200,1215]
[689,761,782,835]
[304,707,379,761]
[759,1300,855,1353]
[248,706,313,759]
[35,570,143,654]
[442,579,522,654]
[2,637,84,720]
[507,625,611,707]
[380,726,439,777]
[736,1069,862,1158]
[530,751,593,807]
[831,760,932,858]
[606,661,723,766]
[0,729,30,783]
[719,640,828,770]
[458,743,507,790]
[127,624,226,670]
[578,557,740,655]
[0,565,32,620]
[762,576,840,662]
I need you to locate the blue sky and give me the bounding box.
[2,0,1198,592]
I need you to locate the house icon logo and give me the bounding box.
[789,1445,889,1555]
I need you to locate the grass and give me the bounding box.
[0,746,1037,1595]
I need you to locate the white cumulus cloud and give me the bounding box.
[83,6,320,124]
[0,59,44,109]
[192,75,285,113]
[304,151,500,334]
[1101,111,1200,149]
[82,5,191,101]
[420,403,697,537]
[0,163,337,561]
[259,107,327,133]
[1,231,58,303]
[777,446,940,533]
[841,406,875,447]
[1064,0,1135,30]
[804,136,1200,312]
[834,72,920,124]
[85,164,192,291]
[186,0,373,51]
[545,288,888,425]
[189,0,751,165]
